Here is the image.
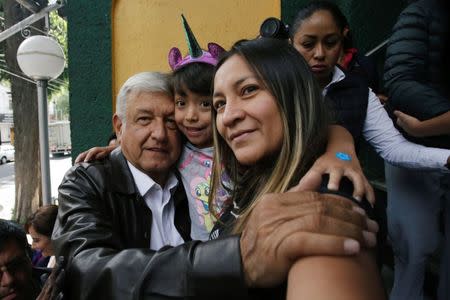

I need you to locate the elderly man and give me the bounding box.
[0,219,40,300]
[53,72,375,299]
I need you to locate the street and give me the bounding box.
[0,156,72,220]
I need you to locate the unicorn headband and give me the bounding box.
[168,14,225,71]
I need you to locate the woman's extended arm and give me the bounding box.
[287,251,385,300]
[75,144,117,163]
[293,125,375,203]
[363,89,450,170]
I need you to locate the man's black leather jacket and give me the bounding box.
[52,148,247,299]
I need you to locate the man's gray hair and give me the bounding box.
[115,72,173,123]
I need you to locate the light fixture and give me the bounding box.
[17,35,65,205]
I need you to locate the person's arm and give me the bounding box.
[362,89,450,171]
[292,125,375,203]
[54,165,377,298]
[53,164,247,299]
[287,251,385,300]
[240,192,378,288]
[75,144,117,163]
[383,4,450,119]
[286,185,385,299]
[394,110,450,137]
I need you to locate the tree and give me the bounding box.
[4,0,48,222]
[50,84,69,120]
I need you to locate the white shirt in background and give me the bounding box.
[324,66,450,171]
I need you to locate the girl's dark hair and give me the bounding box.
[172,62,215,96]
[291,1,352,49]
[25,205,58,238]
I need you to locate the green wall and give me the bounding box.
[67,1,113,160]
[282,0,411,184]
[282,0,409,53]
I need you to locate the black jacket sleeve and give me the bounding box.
[52,165,247,300]
[383,1,450,120]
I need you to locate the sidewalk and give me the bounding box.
[0,156,72,220]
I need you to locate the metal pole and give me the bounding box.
[37,79,52,205]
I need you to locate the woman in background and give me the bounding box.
[25,204,58,268]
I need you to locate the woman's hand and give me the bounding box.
[75,145,117,163]
[291,125,375,204]
[290,151,375,204]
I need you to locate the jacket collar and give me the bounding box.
[108,147,139,195]
[107,148,182,197]
[107,147,191,240]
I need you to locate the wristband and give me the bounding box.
[336,151,352,161]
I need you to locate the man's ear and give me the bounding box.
[113,114,123,141]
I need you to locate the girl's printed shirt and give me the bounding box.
[178,142,231,241]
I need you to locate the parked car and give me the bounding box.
[0,144,14,164]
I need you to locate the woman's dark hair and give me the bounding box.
[25,205,58,238]
[290,1,353,49]
[210,38,329,232]
[172,62,215,96]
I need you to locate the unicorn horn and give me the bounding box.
[181,14,203,58]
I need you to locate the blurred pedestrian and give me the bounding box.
[25,205,58,268]
[0,219,41,300]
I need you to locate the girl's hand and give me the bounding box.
[290,151,375,205]
[75,145,117,163]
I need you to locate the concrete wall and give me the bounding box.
[0,85,13,143]
[112,0,280,104]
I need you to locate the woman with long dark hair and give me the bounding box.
[209,38,385,299]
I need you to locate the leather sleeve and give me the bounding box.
[52,165,247,299]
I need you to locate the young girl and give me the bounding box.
[209,38,384,300]
[167,15,230,240]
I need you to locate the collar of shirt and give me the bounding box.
[127,161,183,250]
[322,66,346,97]
[127,161,178,197]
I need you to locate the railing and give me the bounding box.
[365,38,389,57]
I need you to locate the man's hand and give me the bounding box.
[36,256,65,300]
[75,145,117,163]
[240,191,378,287]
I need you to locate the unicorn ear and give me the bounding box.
[208,43,225,59]
[168,47,182,70]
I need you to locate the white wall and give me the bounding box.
[0,84,13,143]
